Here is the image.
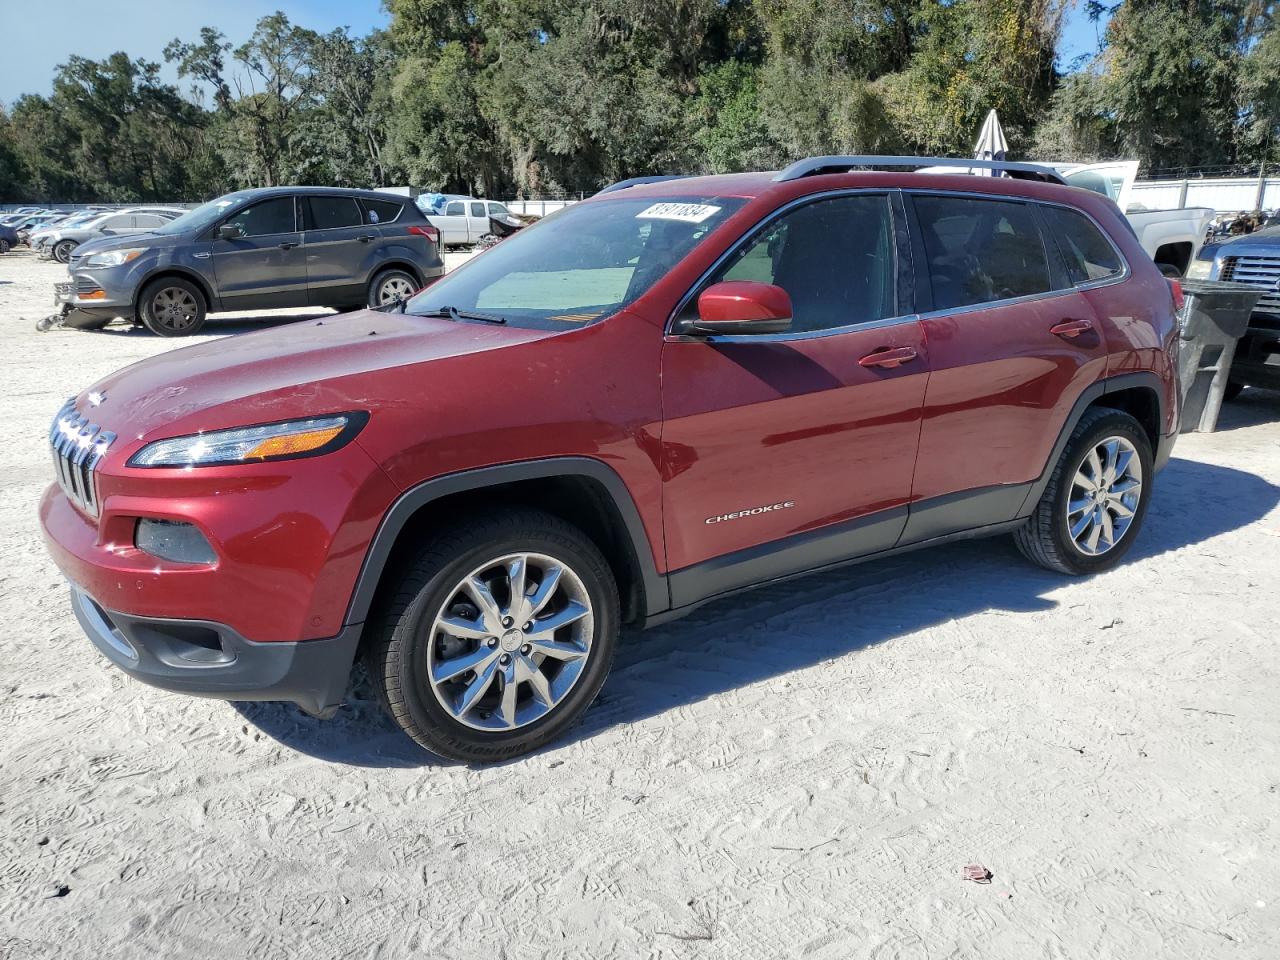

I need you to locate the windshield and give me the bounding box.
[407,195,747,328]
[153,193,252,236]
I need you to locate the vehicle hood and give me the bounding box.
[78,310,559,448]
[1202,226,1280,260]
[73,230,173,258]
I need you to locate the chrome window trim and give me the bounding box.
[902,188,1131,318]
[664,187,906,342]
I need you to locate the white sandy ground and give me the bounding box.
[0,247,1278,959]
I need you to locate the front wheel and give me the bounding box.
[0,239,10,255]
[366,509,619,762]
[367,268,418,309]
[1014,408,1153,575]
[139,277,207,336]
[53,239,77,264]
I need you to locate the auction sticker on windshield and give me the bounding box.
[636,202,722,223]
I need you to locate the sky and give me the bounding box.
[0,0,1110,107]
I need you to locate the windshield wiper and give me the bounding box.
[416,305,507,325]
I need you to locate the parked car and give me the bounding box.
[46,187,444,335]
[1187,226,1280,398]
[0,223,17,254]
[40,156,1180,761]
[30,209,116,257]
[420,194,517,246]
[37,206,186,264]
[12,212,68,242]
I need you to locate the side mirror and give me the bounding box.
[679,281,793,336]
[218,223,244,241]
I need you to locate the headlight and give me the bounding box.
[128,413,367,467]
[1185,259,1212,280]
[82,248,145,268]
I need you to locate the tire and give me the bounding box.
[367,267,419,309]
[1157,262,1183,279]
[139,277,206,337]
[1014,407,1154,576]
[0,239,10,255]
[365,508,619,763]
[53,239,77,264]
[1223,380,1245,402]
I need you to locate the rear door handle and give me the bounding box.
[1050,319,1093,338]
[278,241,299,250]
[859,346,918,369]
[357,234,376,243]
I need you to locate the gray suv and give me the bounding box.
[46,187,444,336]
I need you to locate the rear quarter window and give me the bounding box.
[1041,205,1124,284]
[360,198,403,225]
[307,196,362,230]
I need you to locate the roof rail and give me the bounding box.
[596,175,693,195]
[773,155,1067,185]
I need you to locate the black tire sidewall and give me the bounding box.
[390,529,618,761]
[1048,413,1153,574]
[367,268,417,308]
[54,240,75,263]
[140,278,206,337]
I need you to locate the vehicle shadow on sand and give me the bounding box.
[85,311,336,337]
[237,454,1279,767]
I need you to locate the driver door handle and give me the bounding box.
[278,241,299,250]
[1050,318,1093,338]
[859,346,918,369]
[356,234,377,243]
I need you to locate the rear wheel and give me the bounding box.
[53,239,77,264]
[139,277,206,337]
[365,508,619,762]
[1014,408,1153,575]
[0,239,10,255]
[368,268,418,309]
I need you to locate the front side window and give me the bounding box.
[408,195,746,329]
[101,215,132,230]
[470,202,486,218]
[1041,205,1123,284]
[306,196,361,230]
[445,201,465,216]
[132,214,167,228]
[223,197,296,237]
[688,194,896,333]
[488,202,510,216]
[912,195,1051,310]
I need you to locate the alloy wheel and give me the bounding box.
[377,275,416,305]
[425,552,594,731]
[150,286,199,332]
[1066,436,1143,556]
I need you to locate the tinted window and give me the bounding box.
[470,202,486,218]
[703,194,896,333]
[913,196,1051,310]
[224,197,296,237]
[132,214,168,227]
[488,202,509,216]
[307,196,362,230]
[361,198,402,225]
[1041,206,1123,284]
[445,201,465,215]
[101,215,132,230]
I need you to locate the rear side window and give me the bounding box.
[360,198,403,225]
[705,193,897,333]
[1041,205,1123,284]
[307,196,362,230]
[224,198,296,237]
[912,196,1051,310]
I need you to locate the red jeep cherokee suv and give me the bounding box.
[40,157,1180,762]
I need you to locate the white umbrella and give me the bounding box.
[973,109,1008,176]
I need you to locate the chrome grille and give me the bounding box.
[49,399,115,518]
[1220,255,1280,315]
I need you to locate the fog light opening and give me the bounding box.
[135,519,217,565]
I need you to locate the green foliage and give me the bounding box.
[2,2,1279,203]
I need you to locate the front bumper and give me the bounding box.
[71,587,361,717]
[54,269,134,314]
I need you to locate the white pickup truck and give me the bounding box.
[417,195,518,247]
[1054,161,1214,277]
